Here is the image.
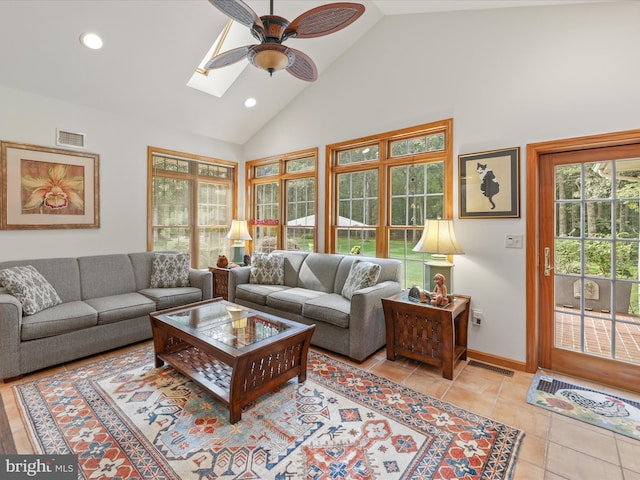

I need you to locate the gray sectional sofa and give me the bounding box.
[0,252,212,381]
[228,251,402,362]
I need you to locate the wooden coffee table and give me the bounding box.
[149,298,315,423]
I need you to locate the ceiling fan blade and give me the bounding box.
[208,0,264,39]
[285,47,318,82]
[286,3,365,39]
[204,46,253,70]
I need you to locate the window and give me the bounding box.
[247,149,318,253]
[326,119,453,288]
[336,169,379,256]
[148,147,237,268]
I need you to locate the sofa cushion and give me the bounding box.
[21,301,98,341]
[278,251,308,287]
[236,284,290,306]
[0,258,82,303]
[0,265,62,315]
[266,288,327,315]
[250,252,284,285]
[139,287,203,310]
[150,253,191,288]
[341,261,382,300]
[128,251,157,290]
[335,256,402,293]
[297,253,343,293]
[303,294,351,328]
[84,293,157,325]
[78,254,137,299]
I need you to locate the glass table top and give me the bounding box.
[162,302,292,348]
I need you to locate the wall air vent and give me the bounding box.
[56,129,85,149]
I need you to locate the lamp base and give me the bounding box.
[230,244,245,264]
[424,255,454,293]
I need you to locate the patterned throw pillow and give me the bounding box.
[150,253,191,288]
[0,265,62,315]
[249,252,285,285]
[341,261,382,300]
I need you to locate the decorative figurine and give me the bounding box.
[216,255,229,268]
[243,253,251,266]
[430,273,449,306]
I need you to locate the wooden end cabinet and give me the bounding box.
[209,267,230,300]
[382,293,471,380]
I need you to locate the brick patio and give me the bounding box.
[555,307,640,363]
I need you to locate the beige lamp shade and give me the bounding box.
[227,220,252,265]
[412,219,464,255]
[226,220,252,241]
[413,219,463,294]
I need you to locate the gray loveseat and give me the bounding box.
[0,252,212,382]
[228,251,402,362]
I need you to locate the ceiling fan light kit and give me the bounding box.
[249,45,293,75]
[206,0,365,81]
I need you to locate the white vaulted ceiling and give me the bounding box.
[0,0,616,145]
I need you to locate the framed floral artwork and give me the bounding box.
[459,147,520,219]
[0,141,99,229]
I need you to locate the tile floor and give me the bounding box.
[1,341,640,480]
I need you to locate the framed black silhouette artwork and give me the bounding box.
[459,147,520,219]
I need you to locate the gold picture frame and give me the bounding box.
[459,147,520,219]
[1,141,99,229]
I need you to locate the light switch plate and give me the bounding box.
[505,234,523,248]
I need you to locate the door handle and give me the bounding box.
[544,247,554,276]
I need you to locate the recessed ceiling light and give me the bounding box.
[244,98,257,108]
[80,32,103,50]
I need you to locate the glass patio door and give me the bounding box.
[539,144,640,388]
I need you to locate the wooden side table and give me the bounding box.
[209,267,230,300]
[382,292,471,380]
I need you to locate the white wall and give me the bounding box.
[243,1,640,363]
[0,84,243,260]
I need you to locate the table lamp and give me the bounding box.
[412,219,464,294]
[226,220,252,264]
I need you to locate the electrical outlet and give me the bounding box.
[471,309,483,326]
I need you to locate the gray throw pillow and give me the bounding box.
[249,252,284,285]
[341,261,381,300]
[150,253,191,288]
[0,265,62,315]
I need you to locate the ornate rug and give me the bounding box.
[527,373,640,440]
[15,347,523,479]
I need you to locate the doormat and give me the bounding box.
[526,373,640,440]
[15,346,524,479]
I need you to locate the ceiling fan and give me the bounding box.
[205,0,365,82]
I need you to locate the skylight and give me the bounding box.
[187,20,255,98]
